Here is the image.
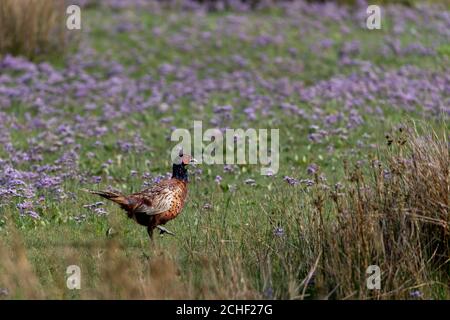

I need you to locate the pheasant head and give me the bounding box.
[172,152,197,182]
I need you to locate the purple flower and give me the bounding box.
[273,227,284,237]
[94,207,108,216]
[152,174,168,184]
[263,287,274,299]
[223,165,235,173]
[203,203,212,210]
[307,164,318,175]
[383,169,392,181]
[17,201,40,219]
[283,176,299,186]
[17,201,33,211]
[27,210,40,219]
[91,176,102,184]
[0,288,9,297]
[409,290,422,298]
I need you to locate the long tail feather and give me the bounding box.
[82,188,129,207]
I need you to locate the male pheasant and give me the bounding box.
[85,153,196,240]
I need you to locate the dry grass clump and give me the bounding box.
[0,236,44,299]
[313,124,449,299]
[0,0,67,59]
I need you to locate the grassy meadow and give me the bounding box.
[0,0,449,299]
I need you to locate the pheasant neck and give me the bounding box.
[172,163,188,182]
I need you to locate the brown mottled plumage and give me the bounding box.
[86,154,195,240]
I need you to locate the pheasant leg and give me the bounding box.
[147,226,154,240]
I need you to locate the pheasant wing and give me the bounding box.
[131,183,175,216]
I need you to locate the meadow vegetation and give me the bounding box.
[0,0,448,299]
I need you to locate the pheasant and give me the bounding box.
[85,153,196,240]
